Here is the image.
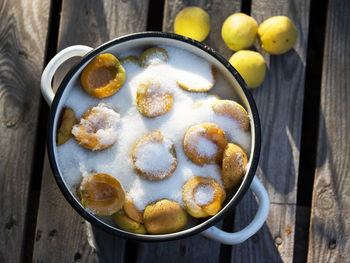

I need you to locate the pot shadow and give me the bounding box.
[230,187,284,262]
[251,48,305,200]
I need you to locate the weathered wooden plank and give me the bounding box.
[134,1,241,262]
[308,0,350,261]
[0,0,50,262]
[33,1,149,262]
[136,222,224,263]
[231,0,311,262]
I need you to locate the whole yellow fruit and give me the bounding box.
[229,50,266,89]
[174,6,210,42]
[221,13,258,51]
[258,16,298,55]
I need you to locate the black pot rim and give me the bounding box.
[47,31,261,242]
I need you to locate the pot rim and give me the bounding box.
[47,31,261,242]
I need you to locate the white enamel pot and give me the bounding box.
[41,32,269,244]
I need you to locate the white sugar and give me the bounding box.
[194,184,214,206]
[134,139,175,177]
[56,45,252,214]
[193,135,218,158]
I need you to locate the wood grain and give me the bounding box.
[136,222,225,263]
[308,0,350,261]
[231,0,311,262]
[32,1,149,262]
[0,0,50,262]
[134,1,241,261]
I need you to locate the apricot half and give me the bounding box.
[123,194,143,223]
[139,47,169,68]
[81,53,125,98]
[222,143,248,189]
[183,122,227,166]
[56,107,77,146]
[177,65,216,92]
[119,55,139,65]
[212,100,250,131]
[79,173,125,216]
[72,104,120,151]
[183,176,224,218]
[132,131,177,180]
[136,79,173,117]
[143,199,188,234]
[113,211,147,234]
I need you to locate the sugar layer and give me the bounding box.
[57,45,251,211]
[134,138,176,177]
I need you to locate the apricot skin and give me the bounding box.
[123,195,143,223]
[56,107,77,146]
[113,212,147,234]
[143,199,188,234]
[222,143,248,189]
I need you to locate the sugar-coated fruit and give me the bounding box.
[132,131,177,180]
[183,122,227,166]
[72,104,120,151]
[136,79,173,117]
[139,47,168,68]
[183,176,224,218]
[212,100,250,131]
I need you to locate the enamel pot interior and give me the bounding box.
[47,32,261,242]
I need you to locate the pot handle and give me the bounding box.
[201,176,269,245]
[41,45,93,106]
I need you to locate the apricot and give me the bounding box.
[221,13,258,51]
[222,143,248,189]
[183,122,227,166]
[123,194,143,223]
[143,199,188,234]
[119,55,139,65]
[113,211,147,234]
[79,173,125,216]
[212,100,250,131]
[132,131,177,180]
[72,104,120,151]
[258,16,298,55]
[136,79,173,117]
[228,50,266,89]
[56,107,77,146]
[139,47,169,68]
[174,6,210,42]
[177,66,216,92]
[81,53,125,98]
[183,176,224,218]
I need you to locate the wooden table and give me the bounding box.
[1,0,349,262]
